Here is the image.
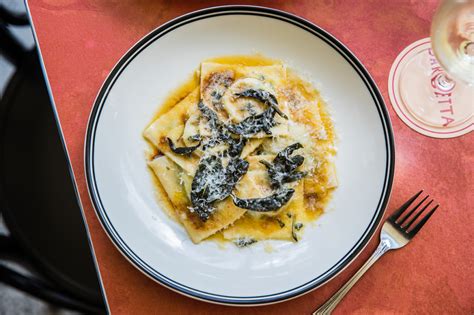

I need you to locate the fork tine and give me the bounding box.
[398,195,429,226]
[403,200,433,230]
[389,190,423,222]
[408,204,439,237]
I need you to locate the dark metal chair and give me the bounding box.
[0,4,106,314]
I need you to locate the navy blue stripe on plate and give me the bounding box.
[85,6,395,305]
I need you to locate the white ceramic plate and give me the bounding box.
[85,6,394,305]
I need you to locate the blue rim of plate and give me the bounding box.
[85,5,395,305]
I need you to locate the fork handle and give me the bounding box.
[313,239,391,315]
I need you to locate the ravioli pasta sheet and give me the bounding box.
[144,55,337,245]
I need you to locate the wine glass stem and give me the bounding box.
[435,73,455,91]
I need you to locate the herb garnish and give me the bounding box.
[190,155,249,221]
[291,216,298,242]
[187,103,305,219]
[226,89,288,137]
[226,107,278,137]
[294,222,303,231]
[260,143,307,188]
[234,237,257,248]
[231,188,295,212]
[235,88,288,119]
[166,137,201,155]
[276,218,286,228]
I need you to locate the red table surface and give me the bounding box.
[27,1,473,314]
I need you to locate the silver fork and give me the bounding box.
[313,191,438,315]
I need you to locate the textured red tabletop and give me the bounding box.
[26,1,473,314]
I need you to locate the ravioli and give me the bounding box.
[223,157,305,241]
[144,55,337,245]
[148,156,188,209]
[200,62,289,138]
[144,88,200,175]
[223,181,304,241]
[148,156,246,243]
[180,199,246,243]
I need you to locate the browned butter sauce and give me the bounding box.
[145,54,336,246]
